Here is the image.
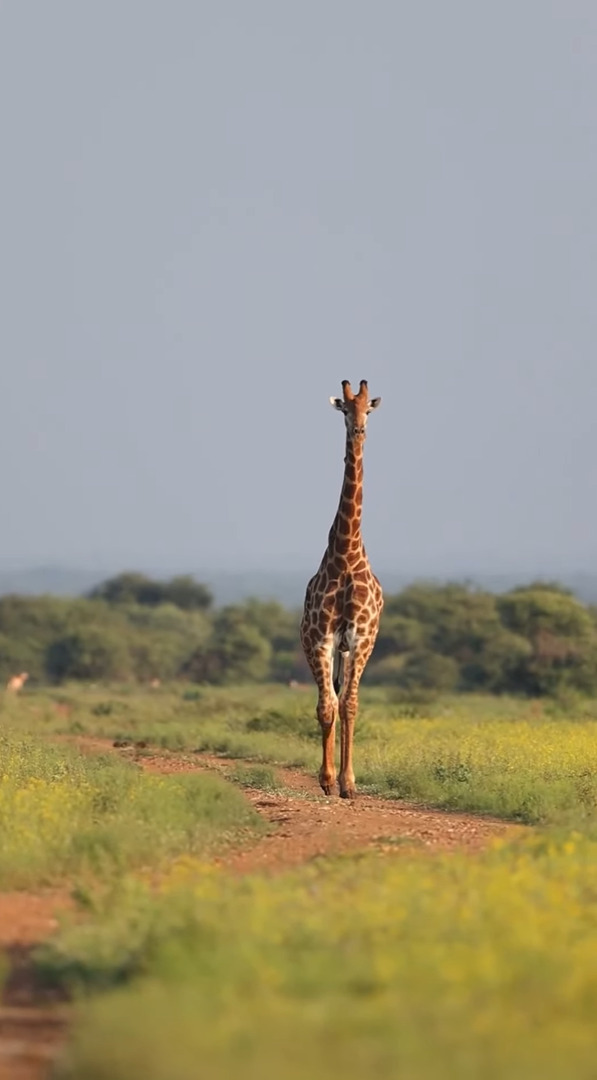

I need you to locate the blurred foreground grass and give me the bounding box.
[43,835,597,1080]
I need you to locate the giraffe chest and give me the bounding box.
[301,569,383,645]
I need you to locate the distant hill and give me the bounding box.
[0,565,595,608]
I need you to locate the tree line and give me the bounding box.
[0,572,596,697]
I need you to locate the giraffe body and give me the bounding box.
[300,380,383,799]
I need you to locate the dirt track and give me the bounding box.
[131,741,519,869]
[0,737,524,1079]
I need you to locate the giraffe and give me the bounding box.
[300,379,383,799]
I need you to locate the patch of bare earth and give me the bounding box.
[1,734,524,1078]
[0,895,71,1080]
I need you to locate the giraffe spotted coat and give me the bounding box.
[300,379,383,799]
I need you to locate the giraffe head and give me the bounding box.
[330,380,381,441]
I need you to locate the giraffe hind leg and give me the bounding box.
[338,643,374,799]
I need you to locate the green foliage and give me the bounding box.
[238,598,299,652]
[498,587,594,639]
[0,594,75,681]
[497,588,597,695]
[459,629,532,692]
[394,651,460,692]
[373,614,424,659]
[47,628,131,681]
[0,586,215,685]
[126,605,211,681]
[385,583,504,660]
[369,582,597,697]
[1,575,597,695]
[0,631,39,682]
[161,576,214,612]
[89,573,213,611]
[89,573,164,606]
[187,606,273,684]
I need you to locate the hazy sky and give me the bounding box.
[1,2,596,576]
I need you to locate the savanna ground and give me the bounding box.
[2,683,597,1078]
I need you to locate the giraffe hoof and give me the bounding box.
[340,788,356,800]
[320,782,336,796]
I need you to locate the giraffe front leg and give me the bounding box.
[338,649,371,799]
[309,642,338,796]
[317,693,338,795]
[315,682,336,794]
[301,631,338,795]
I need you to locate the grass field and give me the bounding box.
[7,681,597,824]
[3,683,597,1078]
[0,727,262,889]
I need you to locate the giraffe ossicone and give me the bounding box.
[300,379,383,799]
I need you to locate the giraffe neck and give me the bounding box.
[326,433,365,565]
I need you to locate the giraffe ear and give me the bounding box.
[368,397,381,411]
[330,397,345,411]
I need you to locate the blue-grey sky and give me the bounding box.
[1,1,595,577]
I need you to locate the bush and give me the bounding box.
[89,573,213,611]
[396,651,460,692]
[46,629,131,682]
[374,615,424,660]
[366,655,406,685]
[198,608,273,684]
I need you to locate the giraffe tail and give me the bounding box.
[333,648,345,696]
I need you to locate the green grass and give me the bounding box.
[9,683,597,825]
[0,729,262,888]
[38,833,597,1080]
[228,762,281,791]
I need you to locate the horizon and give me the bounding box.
[3,556,597,579]
[1,561,596,611]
